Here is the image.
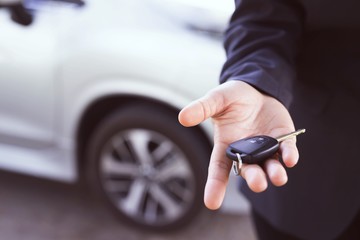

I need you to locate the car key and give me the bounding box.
[226,129,306,175]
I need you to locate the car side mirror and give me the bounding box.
[1,0,85,27]
[0,1,33,26]
[9,3,33,26]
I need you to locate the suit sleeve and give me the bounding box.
[220,0,304,108]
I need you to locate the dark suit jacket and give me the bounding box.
[220,0,360,239]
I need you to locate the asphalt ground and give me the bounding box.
[0,170,256,240]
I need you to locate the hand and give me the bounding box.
[178,81,299,210]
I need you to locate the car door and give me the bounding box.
[0,4,57,148]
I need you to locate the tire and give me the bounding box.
[85,104,210,231]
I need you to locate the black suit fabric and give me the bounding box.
[220,0,360,239]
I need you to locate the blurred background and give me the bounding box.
[0,0,256,239]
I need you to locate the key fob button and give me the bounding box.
[226,136,279,164]
[247,136,268,144]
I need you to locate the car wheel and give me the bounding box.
[86,103,209,231]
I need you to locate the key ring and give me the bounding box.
[232,153,243,176]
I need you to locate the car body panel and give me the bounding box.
[0,10,58,148]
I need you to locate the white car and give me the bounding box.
[0,0,247,231]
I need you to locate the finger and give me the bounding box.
[178,91,221,127]
[204,142,232,210]
[264,159,288,187]
[240,164,268,192]
[279,138,299,168]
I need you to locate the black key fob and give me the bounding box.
[226,135,279,164]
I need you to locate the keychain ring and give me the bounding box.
[232,153,243,176]
[236,153,243,169]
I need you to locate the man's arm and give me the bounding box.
[179,0,304,210]
[221,0,304,108]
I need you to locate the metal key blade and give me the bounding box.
[276,129,306,142]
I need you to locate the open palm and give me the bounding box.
[178,81,299,210]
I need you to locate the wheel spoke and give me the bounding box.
[155,154,192,181]
[101,155,139,177]
[120,179,147,216]
[127,130,153,166]
[149,184,182,219]
[111,135,134,161]
[152,141,172,161]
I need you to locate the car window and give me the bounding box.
[24,0,84,12]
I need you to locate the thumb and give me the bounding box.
[178,91,220,127]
